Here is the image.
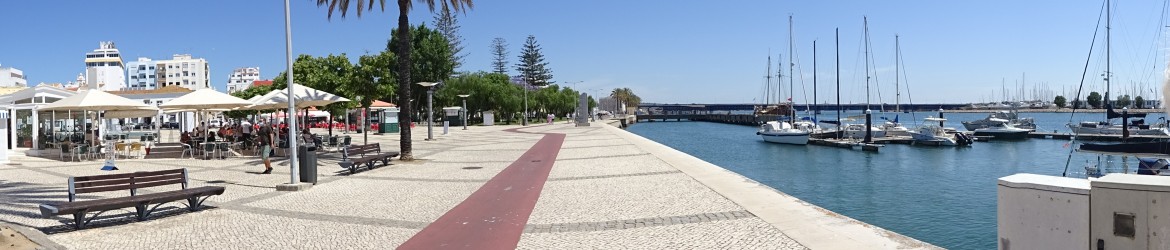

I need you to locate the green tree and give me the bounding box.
[1087,91,1102,109]
[1116,94,1132,108]
[388,24,455,122]
[515,35,554,86]
[609,88,642,113]
[1053,95,1067,108]
[433,5,464,69]
[1135,96,1145,109]
[315,0,474,161]
[491,38,508,74]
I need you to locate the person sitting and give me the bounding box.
[180,131,192,145]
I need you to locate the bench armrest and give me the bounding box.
[39,204,59,218]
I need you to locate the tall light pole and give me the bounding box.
[417,82,439,140]
[458,94,470,130]
[282,0,299,184]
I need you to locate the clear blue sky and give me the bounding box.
[2,0,1168,104]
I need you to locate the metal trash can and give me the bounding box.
[298,145,318,184]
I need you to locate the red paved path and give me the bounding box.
[398,129,565,250]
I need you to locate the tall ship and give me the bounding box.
[84,41,126,91]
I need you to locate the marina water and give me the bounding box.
[626,111,1167,250]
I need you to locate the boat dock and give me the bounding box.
[808,138,883,152]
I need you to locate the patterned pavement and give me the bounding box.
[0,122,926,249]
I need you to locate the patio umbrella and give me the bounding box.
[159,89,253,110]
[39,89,155,111]
[244,83,351,110]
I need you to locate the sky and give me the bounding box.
[2,0,1169,105]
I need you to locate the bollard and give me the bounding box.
[864,109,873,143]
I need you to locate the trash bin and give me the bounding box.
[297,145,318,184]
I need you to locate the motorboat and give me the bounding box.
[962,110,1036,131]
[973,118,1031,140]
[842,123,886,139]
[908,117,973,146]
[758,121,810,145]
[881,121,911,137]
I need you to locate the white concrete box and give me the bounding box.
[998,173,1090,250]
[1091,174,1170,250]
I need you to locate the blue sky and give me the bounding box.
[2,0,1168,104]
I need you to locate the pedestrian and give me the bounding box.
[547,113,554,124]
[257,120,274,174]
[240,120,253,148]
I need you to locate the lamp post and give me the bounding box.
[367,76,379,145]
[417,82,439,140]
[458,94,470,130]
[281,0,299,184]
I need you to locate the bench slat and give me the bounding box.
[73,172,136,182]
[132,173,184,185]
[134,179,185,189]
[75,184,134,194]
[73,178,134,188]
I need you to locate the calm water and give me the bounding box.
[626,111,1166,250]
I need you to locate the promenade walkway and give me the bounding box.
[0,122,934,249]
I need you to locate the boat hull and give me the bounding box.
[1067,125,1170,136]
[760,132,810,145]
[908,132,958,146]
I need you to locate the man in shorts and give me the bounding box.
[257,120,275,174]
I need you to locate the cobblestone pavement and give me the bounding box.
[0,123,817,249]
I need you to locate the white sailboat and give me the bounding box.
[759,15,811,145]
[973,118,1031,140]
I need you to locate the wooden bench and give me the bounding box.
[38,169,226,230]
[338,143,400,174]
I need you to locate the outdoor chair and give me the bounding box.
[180,143,194,159]
[325,136,339,152]
[59,145,72,160]
[114,143,128,159]
[341,136,352,147]
[216,142,232,159]
[72,145,88,162]
[202,143,217,160]
[129,142,143,158]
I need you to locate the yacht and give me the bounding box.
[962,110,1036,131]
[843,123,886,139]
[973,118,1031,140]
[758,121,810,145]
[881,121,911,137]
[908,117,973,146]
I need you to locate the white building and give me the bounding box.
[84,41,126,91]
[0,65,27,87]
[226,67,260,93]
[156,54,210,90]
[125,57,158,90]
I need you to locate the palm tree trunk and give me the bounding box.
[396,0,414,161]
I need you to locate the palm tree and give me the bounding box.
[609,88,641,114]
[316,0,473,161]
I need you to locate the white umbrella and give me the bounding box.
[245,83,351,110]
[159,89,253,110]
[40,89,156,111]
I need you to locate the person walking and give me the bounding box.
[257,120,275,174]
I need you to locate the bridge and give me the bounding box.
[639,103,969,114]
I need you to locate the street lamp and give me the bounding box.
[522,79,529,126]
[367,76,379,145]
[417,82,439,140]
[458,94,470,130]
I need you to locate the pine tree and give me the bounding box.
[491,38,508,74]
[433,5,465,69]
[515,35,554,86]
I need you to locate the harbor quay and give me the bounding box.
[0,122,934,249]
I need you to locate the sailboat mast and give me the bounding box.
[813,40,818,122]
[836,28,841,138]
[766,54,772,105]
[1105,0,1112,108]
[789,14,795,123]
[895,34,901,112]
[864,16,872,111]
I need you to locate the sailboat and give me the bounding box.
[759,15,811,145]
[1067,0,1169,137]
